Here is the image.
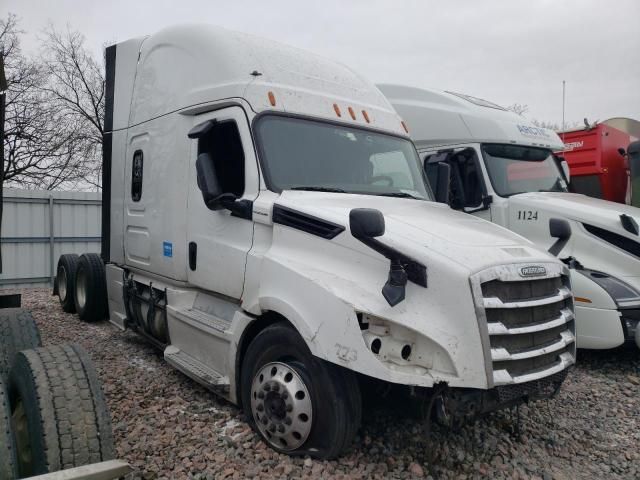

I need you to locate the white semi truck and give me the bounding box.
[57,25,577,458]
[380,84,640,351]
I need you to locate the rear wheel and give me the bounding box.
[8,344,115,477]
[56,254,79,313]
[0,309,42,381]
[74,253,108,321]
[0,379,18,480]
[240,323,361,459]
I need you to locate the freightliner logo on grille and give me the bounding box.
[519,266,547,277]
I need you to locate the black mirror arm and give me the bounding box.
[209,194,253,220]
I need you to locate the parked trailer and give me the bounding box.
[381,84,640,351]
[61,24,575,458]
[558,118,640,206]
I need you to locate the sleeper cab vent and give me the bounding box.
[583,223,640,258]
[272,205,345,240]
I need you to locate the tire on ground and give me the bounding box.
[8,344,115,477]
[56,254,79,313]
[0,379,18,480]
[240,322,362,459]
[74,253,108,322]
[0,308,42,381]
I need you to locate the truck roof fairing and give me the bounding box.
[108,25,405,136]
[378,84,565,151]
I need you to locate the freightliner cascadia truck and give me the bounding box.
[56,26,576,458]
[380,84,640,351]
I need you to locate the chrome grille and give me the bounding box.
[470,263,576,387]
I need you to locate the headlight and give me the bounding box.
[577,269,640,308]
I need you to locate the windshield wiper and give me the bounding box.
[372,192,423,200]
[289,186,347,193]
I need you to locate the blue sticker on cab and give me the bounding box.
[163,241,173,258]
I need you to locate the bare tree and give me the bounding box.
[1,14,98,190]
[506,103,529,116]
[39,24,105,188]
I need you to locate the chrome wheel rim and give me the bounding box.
[12,400,32,471]
[75,267,87,309]
[250,361,312,451]
[58,267,67,302]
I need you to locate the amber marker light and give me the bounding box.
[348,107,356,120]
[401,121,409,133]
[268,91,276,106]
[333,103,342,117]
[362,110,370,123]
[574,297,592,303]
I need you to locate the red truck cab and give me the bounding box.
[558,118,640,206]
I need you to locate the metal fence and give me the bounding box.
[0,188,101,289]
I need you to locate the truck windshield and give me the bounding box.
[254,115,433,200]
[482,144,568,197]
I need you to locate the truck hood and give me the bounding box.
[509,192,640,237]
[274,191,554,273]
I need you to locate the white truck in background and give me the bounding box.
[56,25,576,458]
[380,84,640,351]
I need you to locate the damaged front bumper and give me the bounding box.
[433,370,569,427]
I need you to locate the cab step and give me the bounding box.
[164,345,230,393]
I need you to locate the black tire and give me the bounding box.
[0,379,18,480]
[8,344,115,477]
[56,254,79,313]
[0,309,42,381]
[74,253,108,322]
[240,323,361,459]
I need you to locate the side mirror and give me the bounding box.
[560,160,571,184]
[434,162,451,204]
[349,208,408,307]
[196,153,227,210]
[349,208,385,239]
[548,218,571,256]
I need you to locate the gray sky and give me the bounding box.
[4,0,639,126]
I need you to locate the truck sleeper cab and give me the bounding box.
[102,26,575,458]
[380,84,640,350]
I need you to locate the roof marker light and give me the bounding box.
[401,121,409,133]
[333,103,342,117]
[268,91,276,106]
[348,107,356,120]
[362,110,370,123]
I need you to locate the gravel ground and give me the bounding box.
[17,288,640,479]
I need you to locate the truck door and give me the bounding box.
[186,106,259,299]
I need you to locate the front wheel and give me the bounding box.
[240,323,361,459]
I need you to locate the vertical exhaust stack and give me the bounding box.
[101,45,116,264]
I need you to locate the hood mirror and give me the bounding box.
[349,208,415,307]
[349,208,385,238]
[548,218,571,256]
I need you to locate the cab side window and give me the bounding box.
[198,121,245,197]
